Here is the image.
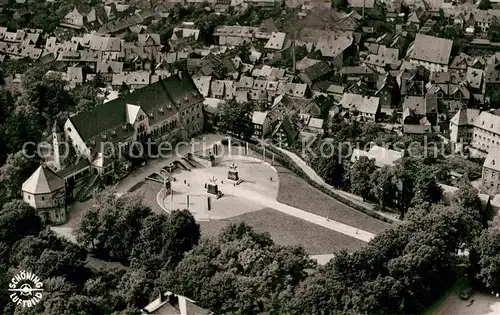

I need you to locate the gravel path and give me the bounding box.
[275,165,390,234]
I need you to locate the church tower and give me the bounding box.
[52,121,64,171]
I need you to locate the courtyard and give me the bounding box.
[59,135,390,258]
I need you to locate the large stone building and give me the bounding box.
[450,109,500,153]
[22,166,67,224]
[22,73,205,223]
[63,73,204,171]
[450,109,500,195]
[482,146,500,196]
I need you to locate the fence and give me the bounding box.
[244,141,394,224]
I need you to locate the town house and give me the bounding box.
[406,34,452,72]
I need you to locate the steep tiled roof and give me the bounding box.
[407,34,452,65]
[348,0,375,8]
[340,93,380,114]
[484,146,500,172]
[316,32,353,58]
[466,67,483,89]
[22,166,65,194]
[68,73,202,142]
[252,111,269,125]
[450,108,480,126]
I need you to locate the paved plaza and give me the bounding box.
[156,154,375,242]
[157,156,279,221]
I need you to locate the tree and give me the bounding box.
[76,194,153,263]
[130,210,200,271]
[70,81,104,112]
[116,269,157,309]
[455,183,482,213]
[310,140,345,188]
[311,156,345,188]
[217,101,255,140]
[291,204,478,315]
[64,138,79,167]
[11,231,88,285]
[349,156,377,199]
[170,223,314,314]
[488,21,500,42]
[0,151,38,203]
[412,169,442,206]
[334,0,349,11]
[473,227,500,293]
[393,157,419,219]
[0,200,43,247]
[360,122,382,145]
[479,0,492,10]
[77,211,99,251]
[370,166,395,210]
[21,68,74,123]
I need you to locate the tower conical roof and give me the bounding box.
[21,166,65,194]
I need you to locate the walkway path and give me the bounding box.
[208,182,375,242]
[274,146,400,223]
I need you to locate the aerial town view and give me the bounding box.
[2,0,500,314]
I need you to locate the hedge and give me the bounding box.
[244,142,394,224]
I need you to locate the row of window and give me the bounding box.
[484,169,500,180]
[181,104,201,116]
[185,112,201,124]
[482,179,500,191]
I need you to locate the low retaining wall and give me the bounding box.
[243,142,393,224]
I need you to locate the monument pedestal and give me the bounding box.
[207,183,218,195]
[228,170,239,181]
[209,154,216,167]
[164,180,172,195]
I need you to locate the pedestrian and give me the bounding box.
[270,176,272,181]
[204,183,207,188]
[221,180,224,184]
[184,180,186,184]
[188,183,190,187]
[326,216,329,222]
[356,230,359,234]
[233,183,235,187]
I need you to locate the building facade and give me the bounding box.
[450,109,500,153]
[482,146,500,195]
[22,166,67,225]
[64,73,204,167]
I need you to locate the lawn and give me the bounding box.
[130,180,165,215]
[274,165,390,234]
[199,208,367,255]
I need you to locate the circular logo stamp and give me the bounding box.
[8,270,43,308]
